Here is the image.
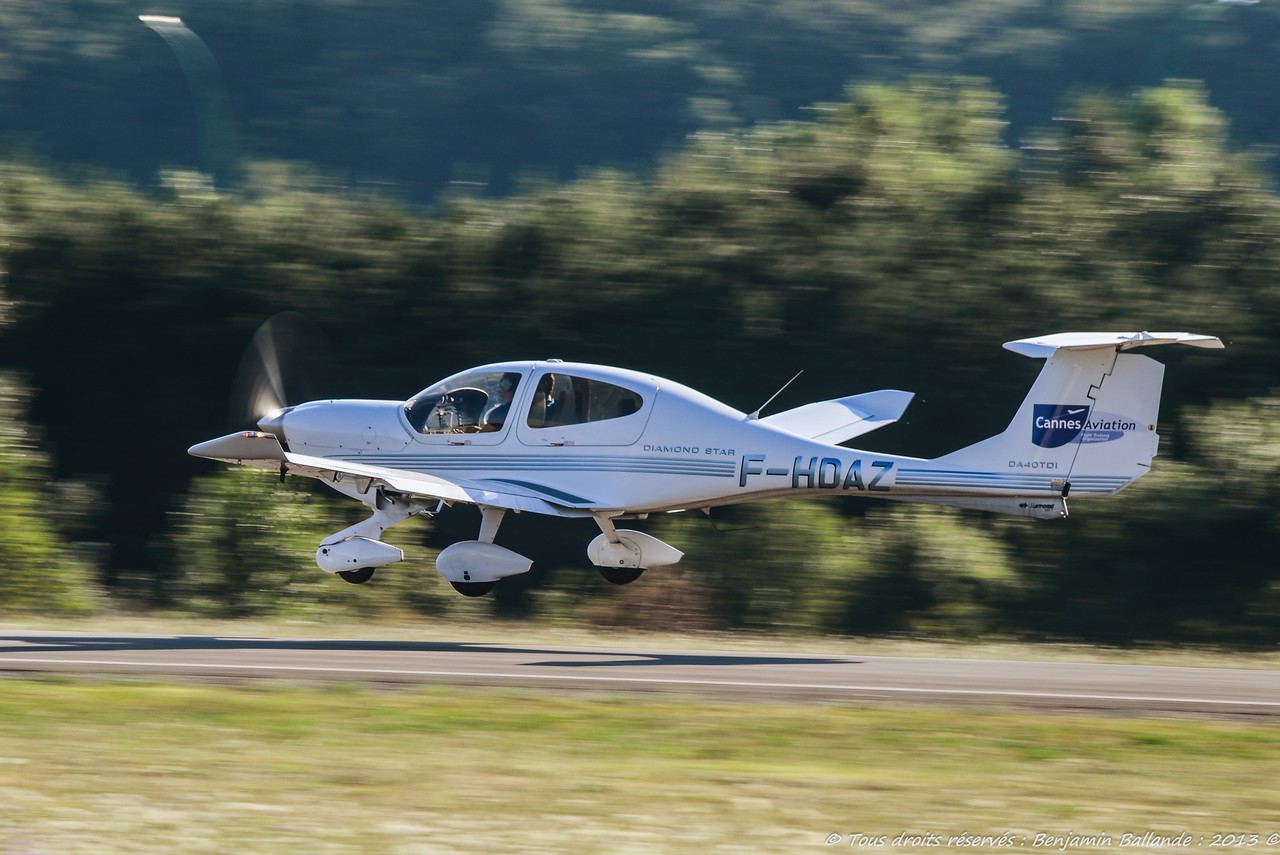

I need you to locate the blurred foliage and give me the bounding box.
[168,467,447,618]
[1,1,1279,201]
[0,372,100,614]
[642,501,1017,637]
[0,78,1276,642]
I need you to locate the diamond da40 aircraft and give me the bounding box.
[190,329,1222,597]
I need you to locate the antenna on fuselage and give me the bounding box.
[748,369,803,420]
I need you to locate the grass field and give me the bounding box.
[0,677,1276,854]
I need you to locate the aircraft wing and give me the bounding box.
[282,451,594,518]
[761,389,914,444]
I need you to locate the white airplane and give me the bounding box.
[190,330,1222,596]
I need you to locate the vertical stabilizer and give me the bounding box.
[936,332,1221,497]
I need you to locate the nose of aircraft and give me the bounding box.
[191,399,408,463]
[250,399,412,454]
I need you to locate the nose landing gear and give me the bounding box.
[435,507,534,597]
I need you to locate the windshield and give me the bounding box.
[404,369,524,434]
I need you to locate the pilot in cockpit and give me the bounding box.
[481,372,522,431]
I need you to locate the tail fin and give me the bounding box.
[937,332,1223,497]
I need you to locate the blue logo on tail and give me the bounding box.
[1033,404,1090,448]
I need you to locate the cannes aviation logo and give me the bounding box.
[1033,405,1141,447]
[1032,404,1090,448]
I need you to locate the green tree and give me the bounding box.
[0,372,100,614]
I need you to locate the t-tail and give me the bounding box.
[913,332,1223,518]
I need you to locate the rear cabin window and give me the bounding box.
[526,373,644,429]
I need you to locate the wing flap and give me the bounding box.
[762,389,913,444]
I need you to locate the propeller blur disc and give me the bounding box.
[228,312,334,429]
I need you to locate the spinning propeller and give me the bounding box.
[228,312,335,436]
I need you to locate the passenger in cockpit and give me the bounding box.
[527,373,559,428]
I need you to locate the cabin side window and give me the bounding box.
[526,373,644,429]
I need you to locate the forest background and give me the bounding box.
[0,0,1276,644]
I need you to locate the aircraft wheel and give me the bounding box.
[337,567,376,585]
[450,580,495,597]
[598,567,644,585]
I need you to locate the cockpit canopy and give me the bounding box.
[404,363,653,441]
[404,368,523,434]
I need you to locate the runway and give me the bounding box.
[0,630,1275,717]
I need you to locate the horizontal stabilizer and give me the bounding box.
[1004,331,1224,359]
[762,389,913,444]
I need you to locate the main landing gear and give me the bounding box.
[433,507,533,597]
[436,511,683,595]
[586,515,683,583]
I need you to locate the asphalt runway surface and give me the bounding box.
[0,630,1275,717]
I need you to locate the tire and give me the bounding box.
[450,580,495,597]
[598,567,644,585]
[337,567,376,585]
